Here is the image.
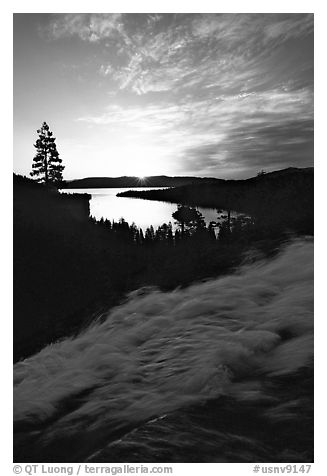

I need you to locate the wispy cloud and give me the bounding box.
[43,13,123,43]
[77,83,313,176]
[43,13,313,98]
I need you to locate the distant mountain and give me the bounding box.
[62,175,218,189]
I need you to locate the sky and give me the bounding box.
[13,13,314,180]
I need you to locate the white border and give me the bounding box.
[4,1,325,473]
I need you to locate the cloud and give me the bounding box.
[44,13,123,43]
[263,14,313,43]
[114,14,312,97]
[43,13,313,100]
[40,13,313,177]
[175,87,313,176]
[99,64,113,77]
[177,111,313,177]
[77,82,313,177]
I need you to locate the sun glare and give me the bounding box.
[115,145,166,177]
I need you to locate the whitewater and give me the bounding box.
[14,238,313,462]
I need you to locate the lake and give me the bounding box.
[61,187,222,230]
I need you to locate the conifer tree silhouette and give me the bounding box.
[31,122,64,185]
[172,205,205,236]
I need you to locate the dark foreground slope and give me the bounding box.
[14,175,101,361]
[14,239,313,462]
[118,167,313,235]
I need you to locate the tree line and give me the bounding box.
[92,204,256,246]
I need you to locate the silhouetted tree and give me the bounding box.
[167,222,174,244]
[172,205,205,237]
[31,122,64,185]
[155,222,174,244]
[144,225,155,244]
[218,220,231,241]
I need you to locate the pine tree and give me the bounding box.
[31,122,64,185]
[172,205,205,237]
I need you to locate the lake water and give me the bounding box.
[61,188,221,230]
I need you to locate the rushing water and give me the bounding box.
[14,238,313,463]
[61,188,222,229]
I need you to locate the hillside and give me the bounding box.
[118,167,314,235]
[62,175,218,189]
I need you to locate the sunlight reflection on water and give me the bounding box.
[62,187,220,230]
